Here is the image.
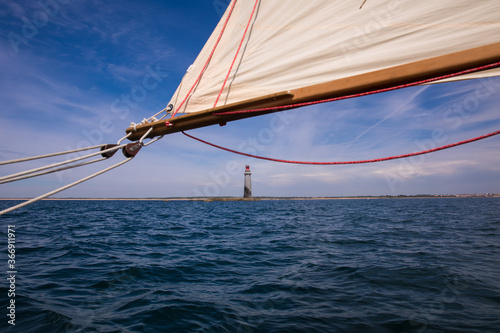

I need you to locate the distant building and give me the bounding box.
[243,166,252,198]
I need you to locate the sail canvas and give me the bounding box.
[169,0,500,115]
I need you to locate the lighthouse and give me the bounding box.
[243,165,252,198]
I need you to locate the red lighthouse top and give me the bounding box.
[245,165,250,171]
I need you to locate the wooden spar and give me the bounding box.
[125,42,500,141]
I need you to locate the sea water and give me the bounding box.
[0,198,499,332]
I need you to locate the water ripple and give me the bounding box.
[1,198,499,332]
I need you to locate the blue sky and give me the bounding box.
[1,0,499,198]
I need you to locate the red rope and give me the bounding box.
[170,0,238,118]
[212,62,500,116]
[213,0,260,108]
[182,130,500,165]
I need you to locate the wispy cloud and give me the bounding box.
[1,1,499,198]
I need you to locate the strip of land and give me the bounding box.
[1,194,498,201]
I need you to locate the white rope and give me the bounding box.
[0,157,106,185]
[143,135,164,147]
[0,144,125,182]
[0,157,133,216]
[0,126,166,215]
[0,144,106,166]
[151,104,173,121]
[117,132,133,145]
[128,104,173,130]
[139,127,154,145]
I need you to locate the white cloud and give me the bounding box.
[1,1,499,199]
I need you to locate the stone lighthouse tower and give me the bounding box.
[243,165,252,198]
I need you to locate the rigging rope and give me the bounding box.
[0,157,106,185]
[212,62,500,116]
[0,144,126,183]
[213,0,260,108]
[0,144,106,166]
[170,0,239,118]
[182,130,500,165]
[0,157,133,216]
[0,128,163,215]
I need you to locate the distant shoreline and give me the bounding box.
[1,194,499,201]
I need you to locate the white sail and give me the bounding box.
[169,0,500,114]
